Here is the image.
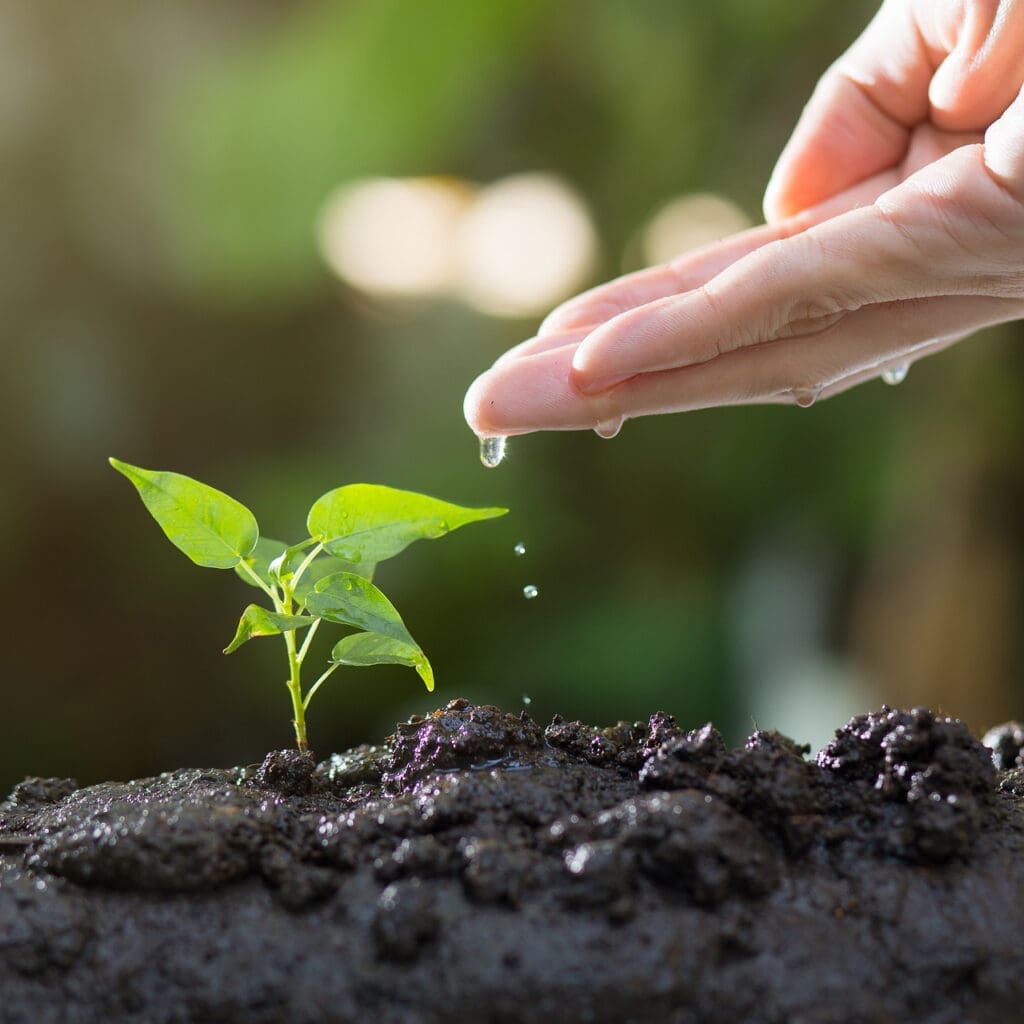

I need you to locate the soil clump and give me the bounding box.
[2,700,1024,1023]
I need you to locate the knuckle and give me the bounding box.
[773,247,854,336]
[695,285,745,358]
[775,301,849,340]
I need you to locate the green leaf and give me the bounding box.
[293,556,376,601]
[307,484,507,564]
[235,537,288,589]
[305,573,413,644]
[110,458,259,570]
[224,604,314,654]
[330,631,434,692]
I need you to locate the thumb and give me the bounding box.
[764,1,931,222]
[985,81,1024,194]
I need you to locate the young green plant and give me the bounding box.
[110,459,506,751]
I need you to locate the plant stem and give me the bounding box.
[297,617,321,662]
[303,662,341,711]
[290,541,324,590]
[234,556,282,608]
[284,626,308,751]
[277,577,310,751]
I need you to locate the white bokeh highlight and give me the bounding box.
[454,173,597,318]
[317,177,471,297]
[642,193,750,266]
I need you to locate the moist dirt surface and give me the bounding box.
[3,700,1024,1024]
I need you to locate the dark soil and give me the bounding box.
[3,700,1024,1024]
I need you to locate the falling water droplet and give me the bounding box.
[479,436,507,468]
[513,542,526,557]
[881,363,909,386]
[594,417,624,439]
[791,387,820,408]
[522,584,539,600]
[522,694,532,705]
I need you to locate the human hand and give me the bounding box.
[464,0,1024,437]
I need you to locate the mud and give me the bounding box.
[2,700,1024,1023]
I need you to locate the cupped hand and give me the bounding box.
[464,0,1024,436]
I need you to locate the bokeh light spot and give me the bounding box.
[455,173,598,318]
[642,193,751,266]
[317,177,472,297]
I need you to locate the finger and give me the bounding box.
[811,331,967,402]
[465,294,1022,434]
[492,327,590,367]
[767,1,1024,222]
[464,346,589,436]
[599,296,1021,420]
[985,81,1024,194]
[719,335,960,408]
[572,145,1018,391]
[538,222,788,336]
[924,0,1024,133]
[540,172,900,339]
[764,0,934,221]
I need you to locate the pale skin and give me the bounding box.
[463,0,1024,436]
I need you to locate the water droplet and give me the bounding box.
[791,387,820,408]
[881,363,909,386]
[594,417,623,439]
[513,542,526,557]
[522,584,539,600]
[479,436,507,468]
[522,694,532,705]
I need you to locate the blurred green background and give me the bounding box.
[3,0,1023,792]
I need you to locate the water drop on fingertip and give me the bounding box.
[513,542,526,556]
[479,436,507,468]
[791,387,820,408]
[522,584,538,600]
[594,417,623,439]
[881,363,909,386]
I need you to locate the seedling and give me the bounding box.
[110,459,506,751]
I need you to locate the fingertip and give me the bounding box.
[538,301,596,337]
[463,370,500,435]
[492,328,589,368]
[984,84,1024,192]
[492,337,538,368]
[463,361,552,435]
[568,321,611,388]
[569,299,669,391]
[537,308,570,336]
[466,346,610,433]
[762,176,791,225]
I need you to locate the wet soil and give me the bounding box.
[3,700,1024,1023]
